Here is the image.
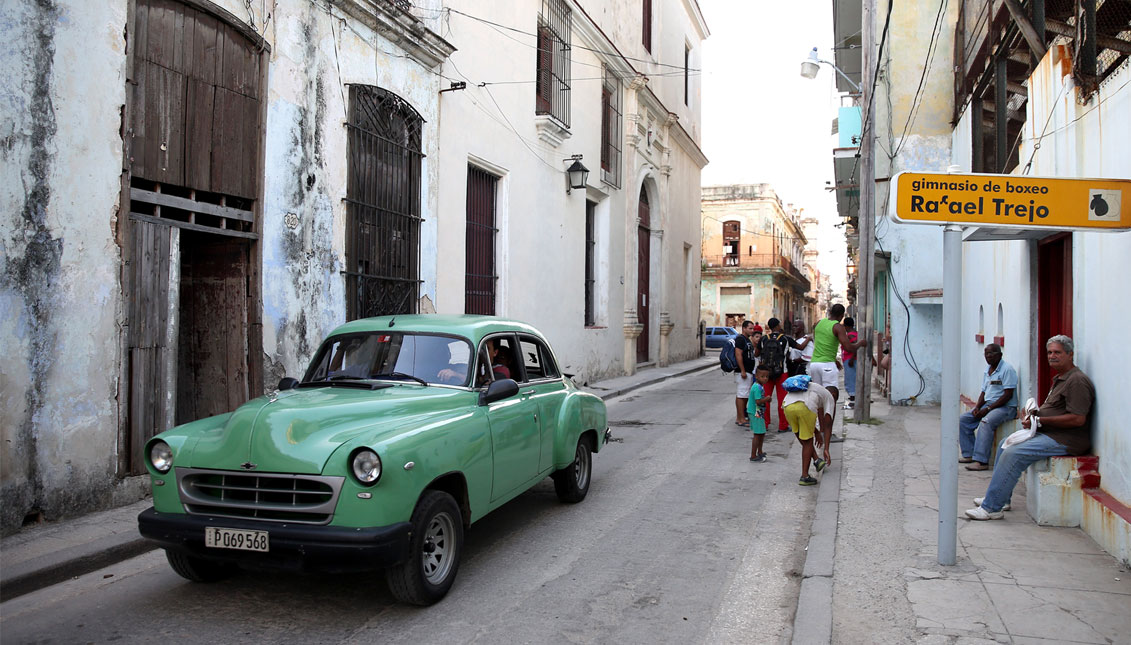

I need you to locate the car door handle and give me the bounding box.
[522,389,536,396]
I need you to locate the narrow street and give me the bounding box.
[0,369,816,644]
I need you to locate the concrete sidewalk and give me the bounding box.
[811,398,1131,644]
[0,354,717,602]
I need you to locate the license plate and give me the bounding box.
[204,527,269,552]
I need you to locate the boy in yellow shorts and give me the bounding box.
[747,366,772,462]
[782,375,835,485]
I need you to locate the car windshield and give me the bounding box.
[303,332,473,387]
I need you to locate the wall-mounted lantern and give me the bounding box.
[565,154,589,194]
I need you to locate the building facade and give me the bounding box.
[434,0,709,379]
[828,0,1131,562]
[1,0,455,534]
[0,0,707,533]
[700,184,812,329]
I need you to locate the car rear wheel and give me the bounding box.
[164,549,236,583]
[552,435,593,503]
[386,490,463,606]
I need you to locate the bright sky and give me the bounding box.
[699,0,848,298]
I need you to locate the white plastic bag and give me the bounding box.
[1001,398,1039,449]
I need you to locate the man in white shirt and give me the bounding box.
[782,379,835,486]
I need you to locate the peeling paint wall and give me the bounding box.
[700,185,811,327]
[869,0,958,404]
[0,0,450,534]
[0,0,143,534]
[259,0,446,383]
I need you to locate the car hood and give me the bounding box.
[184,385,473,474]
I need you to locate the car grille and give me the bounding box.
[176,467,344,525]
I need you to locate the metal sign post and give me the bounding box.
[890,170,1131,566]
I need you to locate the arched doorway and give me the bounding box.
[637,187,651,363]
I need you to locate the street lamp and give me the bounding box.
[565,155,589,194]
[799,47,861,93]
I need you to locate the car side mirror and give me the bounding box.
[479,378,519,405]
[278,377,300,391]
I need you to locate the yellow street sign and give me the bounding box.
[890,172,1131,230]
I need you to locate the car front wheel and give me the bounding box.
[164,549,236,582]
[386,490,464,606]
[552,435,593,503]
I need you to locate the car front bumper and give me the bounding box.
[138,508,412,573]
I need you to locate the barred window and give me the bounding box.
[535,0,571,127]
[600,67,622,187]
[465,165,498,315]
[344,85,423,319]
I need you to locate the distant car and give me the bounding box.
[705,326,740,348]
[138,315,609,605]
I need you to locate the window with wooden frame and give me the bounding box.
[344,85,423,320]
[600,66,622,187]
[642,0,653,53]
[684,44,691,106]
[535,0,572,127]
[584,201,597,326]
[723,220,740,266]
[466,165,499,315]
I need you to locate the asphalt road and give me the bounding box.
[0,370,816,644]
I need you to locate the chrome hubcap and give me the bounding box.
[573,444,590,489]
[422,511,456,584]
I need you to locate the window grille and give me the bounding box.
[344,85,423,320]
[466,165,499,315]
[601,67,622,187]
[584,201,596,326]
[536,0,572,127]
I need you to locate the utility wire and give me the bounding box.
[892,0,948,158]
[443,6,703,74]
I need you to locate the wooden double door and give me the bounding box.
[122,0,264,474]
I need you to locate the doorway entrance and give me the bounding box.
[122,0,264,474]
[1036,233,1072,402]
[637,187,651,364]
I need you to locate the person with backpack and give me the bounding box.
[729,320,759,427]
[754,317,809,432]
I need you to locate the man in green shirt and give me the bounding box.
[809,304,867,416]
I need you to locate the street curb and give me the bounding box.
[0,531,156,602]
[791,412,845,645]
[592,361,717,401]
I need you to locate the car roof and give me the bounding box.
[326,314,547,345]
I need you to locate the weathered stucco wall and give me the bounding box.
[0,0,146,534]
[0,0,448,534]
[870,0,958,405]
[259,0,446,384]
[953,50,1131,507]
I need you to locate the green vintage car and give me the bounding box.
[138,315,609,605]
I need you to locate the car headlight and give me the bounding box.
[149,441,174,474]
[351,449,382,485]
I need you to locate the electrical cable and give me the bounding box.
[442,6,703,74]
[892,0,948,159]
